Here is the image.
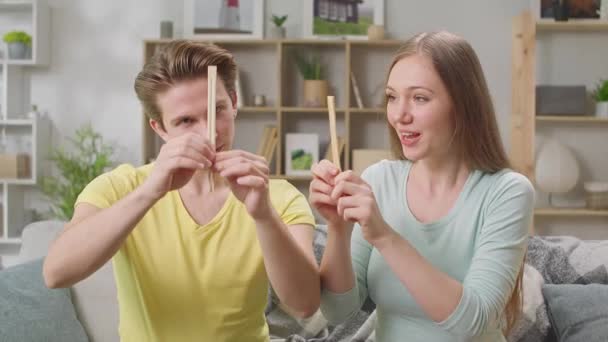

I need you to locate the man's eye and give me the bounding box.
[179,118,193,125]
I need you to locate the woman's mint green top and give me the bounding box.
[321,160,534,342]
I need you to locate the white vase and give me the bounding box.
[596,101,608,118]
[600,1,608,20]
[535,139,579,195]
[267,26,285,39]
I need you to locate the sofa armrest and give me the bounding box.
[16,220,66,264]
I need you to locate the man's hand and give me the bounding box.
[142,132,215,200]
[214,150,272,220]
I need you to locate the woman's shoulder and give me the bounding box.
[478,169,535,206]
[361,159,410,180]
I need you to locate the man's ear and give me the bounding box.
[229,90,238,118]
[149,119,169,142]
[230,90,238,109]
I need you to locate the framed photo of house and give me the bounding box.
[532,0,602,19]
[183,0,265,39]
[285,133,319,176]
[302,0,385,40]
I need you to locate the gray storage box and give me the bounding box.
[536,85,587,115]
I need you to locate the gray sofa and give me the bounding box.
[2,220,608,342]
[2,220,119,342]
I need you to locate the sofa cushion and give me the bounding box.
[542,284,608,342]
[15,220,119,342]
[0,259,89,342]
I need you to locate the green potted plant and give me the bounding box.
[294,53,328,107]
[593,79,608,117]
[42,125,115,220]
[3,30,32,60]
[268,14,287,39]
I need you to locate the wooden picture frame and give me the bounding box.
[302,0,385,40]
[183,0,265,39]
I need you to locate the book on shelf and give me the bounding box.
[257,125,278,162]
[350,71,364,109]
[324,135,345,162]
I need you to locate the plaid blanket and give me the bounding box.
[508,236,608,342]
[266,225,377,342]
[266,227,608,342]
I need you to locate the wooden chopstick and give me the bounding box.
[327,96,341,170]
[207,65,217,192]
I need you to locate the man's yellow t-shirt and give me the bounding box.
[75,163,315,342]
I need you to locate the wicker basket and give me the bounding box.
[584,182,608,210]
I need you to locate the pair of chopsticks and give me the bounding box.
[207,66,217,192]
[327,96,341,170]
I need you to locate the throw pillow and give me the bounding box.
[0,259,88,342]
[542,284,608,342]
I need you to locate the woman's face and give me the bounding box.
[385,54,456,162]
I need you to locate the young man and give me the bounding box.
[43,40,320,341]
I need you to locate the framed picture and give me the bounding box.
[302,0,385,40]
[533,0,602,19]
[285,133,319,176]
[183,0,265,39]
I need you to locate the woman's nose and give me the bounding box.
[390,100,413,124]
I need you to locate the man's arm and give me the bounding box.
[255,212,320,318]
[43,187,159,288]
[44,132,215,289]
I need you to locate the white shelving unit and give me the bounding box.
[0,0,49,65]
[0,0,50,252]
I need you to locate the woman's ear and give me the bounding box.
[149,119,169,142]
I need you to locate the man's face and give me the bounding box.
[151,77,237,152]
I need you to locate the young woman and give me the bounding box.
[310,31,533,341]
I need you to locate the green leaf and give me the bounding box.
[3,30,32,46]
[41,124,115,220]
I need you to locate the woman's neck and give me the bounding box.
[410,155,470,197]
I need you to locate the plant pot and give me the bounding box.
[596,101,608,118]
[8,42,28,59]
[268,26,285,39]
[367,25,385,41]
[303,80,328,107]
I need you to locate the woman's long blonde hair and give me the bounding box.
[385,31,523,334]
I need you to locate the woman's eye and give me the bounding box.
[414,95,428,103]
[386,94,396,102]
[179,118,193,125]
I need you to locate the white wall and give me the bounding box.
[16,0,608,240]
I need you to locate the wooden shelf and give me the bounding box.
[238,106,277,113]
[350,107,385,114]
[281,107,345,113]
[270,174,312,181]
[536,115,608,123]
[535,208,608,217]
[537,19,608,32]
[144,39,402,46]
[349,40,403,47]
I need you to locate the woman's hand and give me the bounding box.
[309,160,351,231]
[331,170,395,248]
